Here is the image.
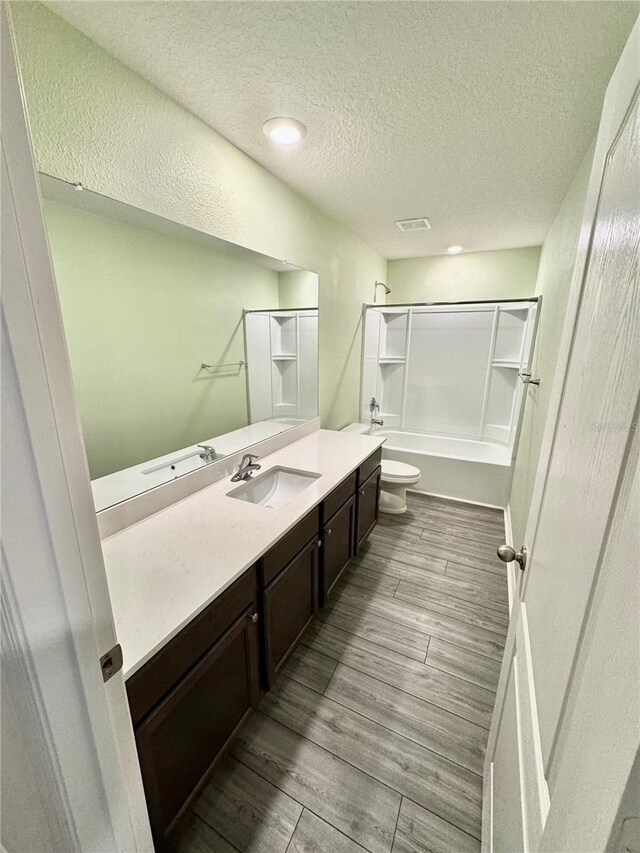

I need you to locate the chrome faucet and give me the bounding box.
[231,453,261,482]
[369,397,384,428]
[197,444,217,462]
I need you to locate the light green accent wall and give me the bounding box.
[509,146,594,545]
[278,269,318,309]
[11,2,386,430]
[44,198,280,479]
[387,246,541,303]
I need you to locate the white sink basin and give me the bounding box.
[227,466,321,509]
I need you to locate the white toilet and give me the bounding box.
[378,459,421,514]
[341,423,421,514]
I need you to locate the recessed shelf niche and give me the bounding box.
[244,309,318,423]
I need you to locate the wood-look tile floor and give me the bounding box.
[170,493,508,853]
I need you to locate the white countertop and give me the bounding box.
[101,429,384,679]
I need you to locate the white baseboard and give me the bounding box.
[407,487,505,511]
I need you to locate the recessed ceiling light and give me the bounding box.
[447,245,464,255]
[263,117,307,145]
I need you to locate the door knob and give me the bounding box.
[497,544,527,571]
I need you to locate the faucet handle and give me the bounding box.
[198,444,214,452]
[243,453,259,462]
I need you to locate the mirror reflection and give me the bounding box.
[39,175,319,511]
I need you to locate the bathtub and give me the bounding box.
[373,429,513,507]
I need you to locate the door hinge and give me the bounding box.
[100,643,123,683]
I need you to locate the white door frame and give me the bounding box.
[1,6,153,850]
[519,20,640,596]
[483,15,640,852]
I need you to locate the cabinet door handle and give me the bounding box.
[359,488,365,495]
[326,528,332,536]
[249,612,259,623]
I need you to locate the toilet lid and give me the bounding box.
[381,460,421,482]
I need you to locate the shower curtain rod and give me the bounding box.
[243,307,318,314]
[363,296,539,309]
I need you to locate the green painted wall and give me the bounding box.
[278,269,319,309]
[44,199,282,479]
[509,146,594,545]
[387,246,541,303]
[11,2,386,431]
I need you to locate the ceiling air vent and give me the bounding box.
[395,217,432,232]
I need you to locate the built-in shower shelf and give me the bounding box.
[379,357,406,364]
[492,359,520,368]
[272,354,297,361]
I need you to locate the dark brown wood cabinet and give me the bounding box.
[355,465,382,553]
[320,493,355,604]
[127,568,259,843]
[135,608,259,840]
[127,446,382,843]
[262,536,319,688]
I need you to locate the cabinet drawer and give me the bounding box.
[135,607,259,840]
[357,448,382,487]
[261,507,320,586]
[321,494,356,604]
[127,565,258,726]
[322,471,357,520]
[263,537,318,688]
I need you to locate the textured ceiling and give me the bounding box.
[44,1,638,258]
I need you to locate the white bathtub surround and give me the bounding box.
[244,309,318,424]
[100,428,384,679]
[359,300,539,507]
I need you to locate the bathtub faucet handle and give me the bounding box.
[369,397,380,413]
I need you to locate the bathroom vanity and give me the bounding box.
[101,430,382,842]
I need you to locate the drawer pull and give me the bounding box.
[249,612,259,624]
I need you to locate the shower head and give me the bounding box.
[375,281,391,295]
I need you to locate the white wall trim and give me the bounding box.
[2,7,152,848]
[519,23,640,596]
[407,488,504,511]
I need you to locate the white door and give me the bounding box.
[484,18,640,853]
[1,8,153,851]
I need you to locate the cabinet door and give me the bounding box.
[321,494,356,605]
[355,466,381,553]
[263,537,318,688]
[135,607,260,841]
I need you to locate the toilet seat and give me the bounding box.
[381,460,421,484]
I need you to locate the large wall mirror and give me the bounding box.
[39,175,319,511]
